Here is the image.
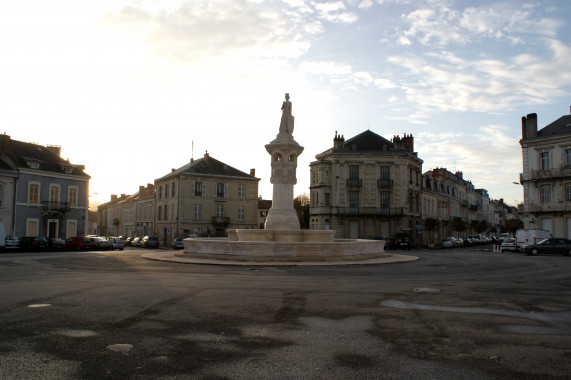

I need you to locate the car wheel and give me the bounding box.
[565,249,571,256]
[76,246,81,251]
[531,248,539,255]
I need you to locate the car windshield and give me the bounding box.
[537,239,549,245]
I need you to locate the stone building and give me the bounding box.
[520,110,571,237]
[0,134,90,238]
[309,130,423,242]
[154,152,260,245]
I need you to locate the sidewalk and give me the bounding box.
[142,250,419,266]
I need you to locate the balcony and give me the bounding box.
[212,216,230,226]
[334,206,404,217]
[41,201,70,217]
[377,179,393,189]
[346,178,362,188]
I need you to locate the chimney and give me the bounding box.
[46,144,61,156]
[204,151,210,164]
[172,168,176,173]
[403,133,414,152]
[0,133,10,153]
[111,194,118,201]
[250,168,256,176]
[526,113,537,138]
[333,131,345,150]
[139,185,145,193]
[521,116,527,139]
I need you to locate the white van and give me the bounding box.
[515,229,552,249]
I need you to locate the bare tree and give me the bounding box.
[294,193,310,229]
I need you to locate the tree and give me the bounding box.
[504,218,524,235]
[472,221,488,235]
[423,218,440,245]
[451,220,467,236]
[293,193,310,229]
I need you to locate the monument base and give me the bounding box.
[178,229,386,263]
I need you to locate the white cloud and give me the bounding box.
[314,1,359,23]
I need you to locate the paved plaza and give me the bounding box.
[1,246,570,379]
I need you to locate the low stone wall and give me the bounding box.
[178,237,386,262]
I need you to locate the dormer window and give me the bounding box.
[26,159,40,169]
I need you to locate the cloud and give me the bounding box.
[314,1,359,23]
[386,39,571,119]
[398,3,563,46]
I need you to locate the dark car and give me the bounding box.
[522,238,571,256]
[89,236,112,250]
[124,237,132,246]
[172,237,185,250]
[141,236,159,249]
[391,233,412,250]
[131,237,142,247]
[18,237,48,252]
[65,236,93,251]
[47,237,66,251]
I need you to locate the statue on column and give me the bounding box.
[279,93,294,135]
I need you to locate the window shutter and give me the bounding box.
[224,184,228,198]
[191,181,195,197]
[202,182,206,197]
[213,184,217,197]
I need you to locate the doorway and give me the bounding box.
[48,219,59,238]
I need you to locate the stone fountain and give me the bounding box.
[179,93,385,263]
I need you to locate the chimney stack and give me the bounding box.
[525,113,537,138]
[521,116,527,139]
[46,145,61,157]
[111,194,118,201]
[204,151,210,163]
[333,131,345,150]
[250,168,256,176]
[0,133,10,153]
[139,185,145,193]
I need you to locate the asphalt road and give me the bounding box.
[0,246,570,379]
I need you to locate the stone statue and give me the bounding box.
[279,93,294,135]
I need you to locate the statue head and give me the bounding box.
[285,93,290,100]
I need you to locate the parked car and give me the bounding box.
[108,237,125,250]
[5,235,20,250]
[172,237,185,250]
[391,233,411,250]
[89,236,112,250]
[65,236,93,251]
[141,236,159,248]
[18,237,48,252]
[442,237,454,248]
[522,238,571,256]
[131,237,142,247]
[463,237,473,246]
[47,237,66,251]
[124,237,132,246]
[516,229,552,249]
[500,238,518,252]
[453,237,464,247]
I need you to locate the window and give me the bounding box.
[192,181,206,197]
[540,184,552,203]
[165,184,169,199]
[157,206,162,221]
[349,165,359,179]
[26,219,39,237]
[380,191,390,213]
[380,166,390,180]
[349,191,359,214]
[237,206,245,221]
[28,183,40,205]
[540,151,550,170]
[66,220,77,239]
[49,184,60,205]
[214,183,227,198]
[194,204,202,220]
[68,187,78,208]
[164,205,168,221]
[216,204,224,218]
[158,186,162,199]
[566,183,571,202]
[171,182,176,197]
[324,192,330,207]
[238,185,245,199]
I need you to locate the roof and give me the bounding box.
[0,138,90,178]
[156,153,259,182]
[537,115,571,138]
[340,130,394,152]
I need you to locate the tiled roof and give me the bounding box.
[340,130,394,152]
[537,115,571,138]
[2,139,90,178]
[156,154,258,182]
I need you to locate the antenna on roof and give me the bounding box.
[192,141,194,162]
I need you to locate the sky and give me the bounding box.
[1,0,571,209]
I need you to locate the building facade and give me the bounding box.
[0,134,90,238]
[520,111,571,237]
[309,131,423,242]
[154,152,260,245]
